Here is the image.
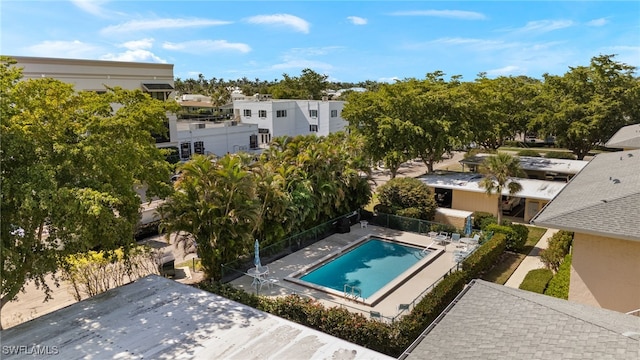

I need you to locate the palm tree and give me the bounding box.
[479,153,524,224]
[158,153,260,280]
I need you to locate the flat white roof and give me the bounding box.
[461,154,588,175]
[420,172,567,200]
[2,276,392,359]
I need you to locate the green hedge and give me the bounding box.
[484,223,527,252]
[394,270,468,352]
[462,233,507,281]
[472,211,496,230]
[545,151,576,160]
[519,268,554,293]
[545,254,572,299]
[517,149,542,157]
[540,230,574,272]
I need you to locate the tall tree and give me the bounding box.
[158,154,260,280]
[1,57,175,324]
[478,153,525,224]
[537,54,639,159]
[342,83,419,178]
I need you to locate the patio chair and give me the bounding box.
[451,233,461,243]
[472,234,481,243]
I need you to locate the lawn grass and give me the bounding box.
[481,226,548,285]
[175,258,202,272]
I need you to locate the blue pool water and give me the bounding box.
[300,238,428,298]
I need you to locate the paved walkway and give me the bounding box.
[504,228,559,288]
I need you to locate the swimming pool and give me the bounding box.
[288,236,441,304]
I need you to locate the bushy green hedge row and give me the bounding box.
[519,268,554,293]
[461,233,507,281]
[517,149,542,157]
[395,270,467,349]
[545,254,572,299]
[545,151,576,160]
[483,223,528,252]
[540,230,574,272]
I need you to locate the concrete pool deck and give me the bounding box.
[230,224,467,321]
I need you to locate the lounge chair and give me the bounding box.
[451,233,461,243]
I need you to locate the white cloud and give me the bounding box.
[101,18,232,34]
[101,49,167,63]
[586,18,608,27]
[485,65,522,76]
[347,16,367,25]
[162,40,251,54]
[121,38,154,50]
[271,59,333,72]
[70,0,115,17]
[24,40,103,59]
[285,46,343,57]
[409,37,516,52]
[378,76,400,83]
[245,14,310,34]
[516,20,574,33]
[389,10,486,20]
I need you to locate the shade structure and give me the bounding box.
[253,239,261,269]
[464,216,473,236]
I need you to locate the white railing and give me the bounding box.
[344,284,362,301]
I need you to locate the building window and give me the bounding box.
[258,110,267,118]
[243,109,252,117]
[309,125,318,132]
[309,109,318,118]
[180,142,192,159]
[276,110,287,118]
[330,110,338,117]
[194,141,204,155]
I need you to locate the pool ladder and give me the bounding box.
[344,284,362,301]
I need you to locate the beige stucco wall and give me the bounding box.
[451,190,498,216]
[523,199,548,223]
[569,232,640,313]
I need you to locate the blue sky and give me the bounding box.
[1,1,638,83]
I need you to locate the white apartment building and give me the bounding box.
[233,97,348,145]
[10,56,180,152]
[176,121,259,160]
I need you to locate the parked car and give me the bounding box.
[502,196,520,212]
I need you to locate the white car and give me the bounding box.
[502,196,520,212]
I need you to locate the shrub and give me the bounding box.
[540,230,574,272]
[377,177,437,220]
[484,223,526,252]
[519,268,554,293]
[462,233,507,281]
[517,149,542,157]
[395,270,467,352]
[545,254,572,299]
[472,211,497,230]
[510,224,530,251]
[545,151,576,160]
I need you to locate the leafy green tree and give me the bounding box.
[466,75,542,149]
[158,154,260,280]
[342,83,420,178]
[536,54,639,159]
[1,57,175,323]
[376,177,437,220]
[478,153,524,224]
[409,73,467,172]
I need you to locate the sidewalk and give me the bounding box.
[504,228,559,288]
